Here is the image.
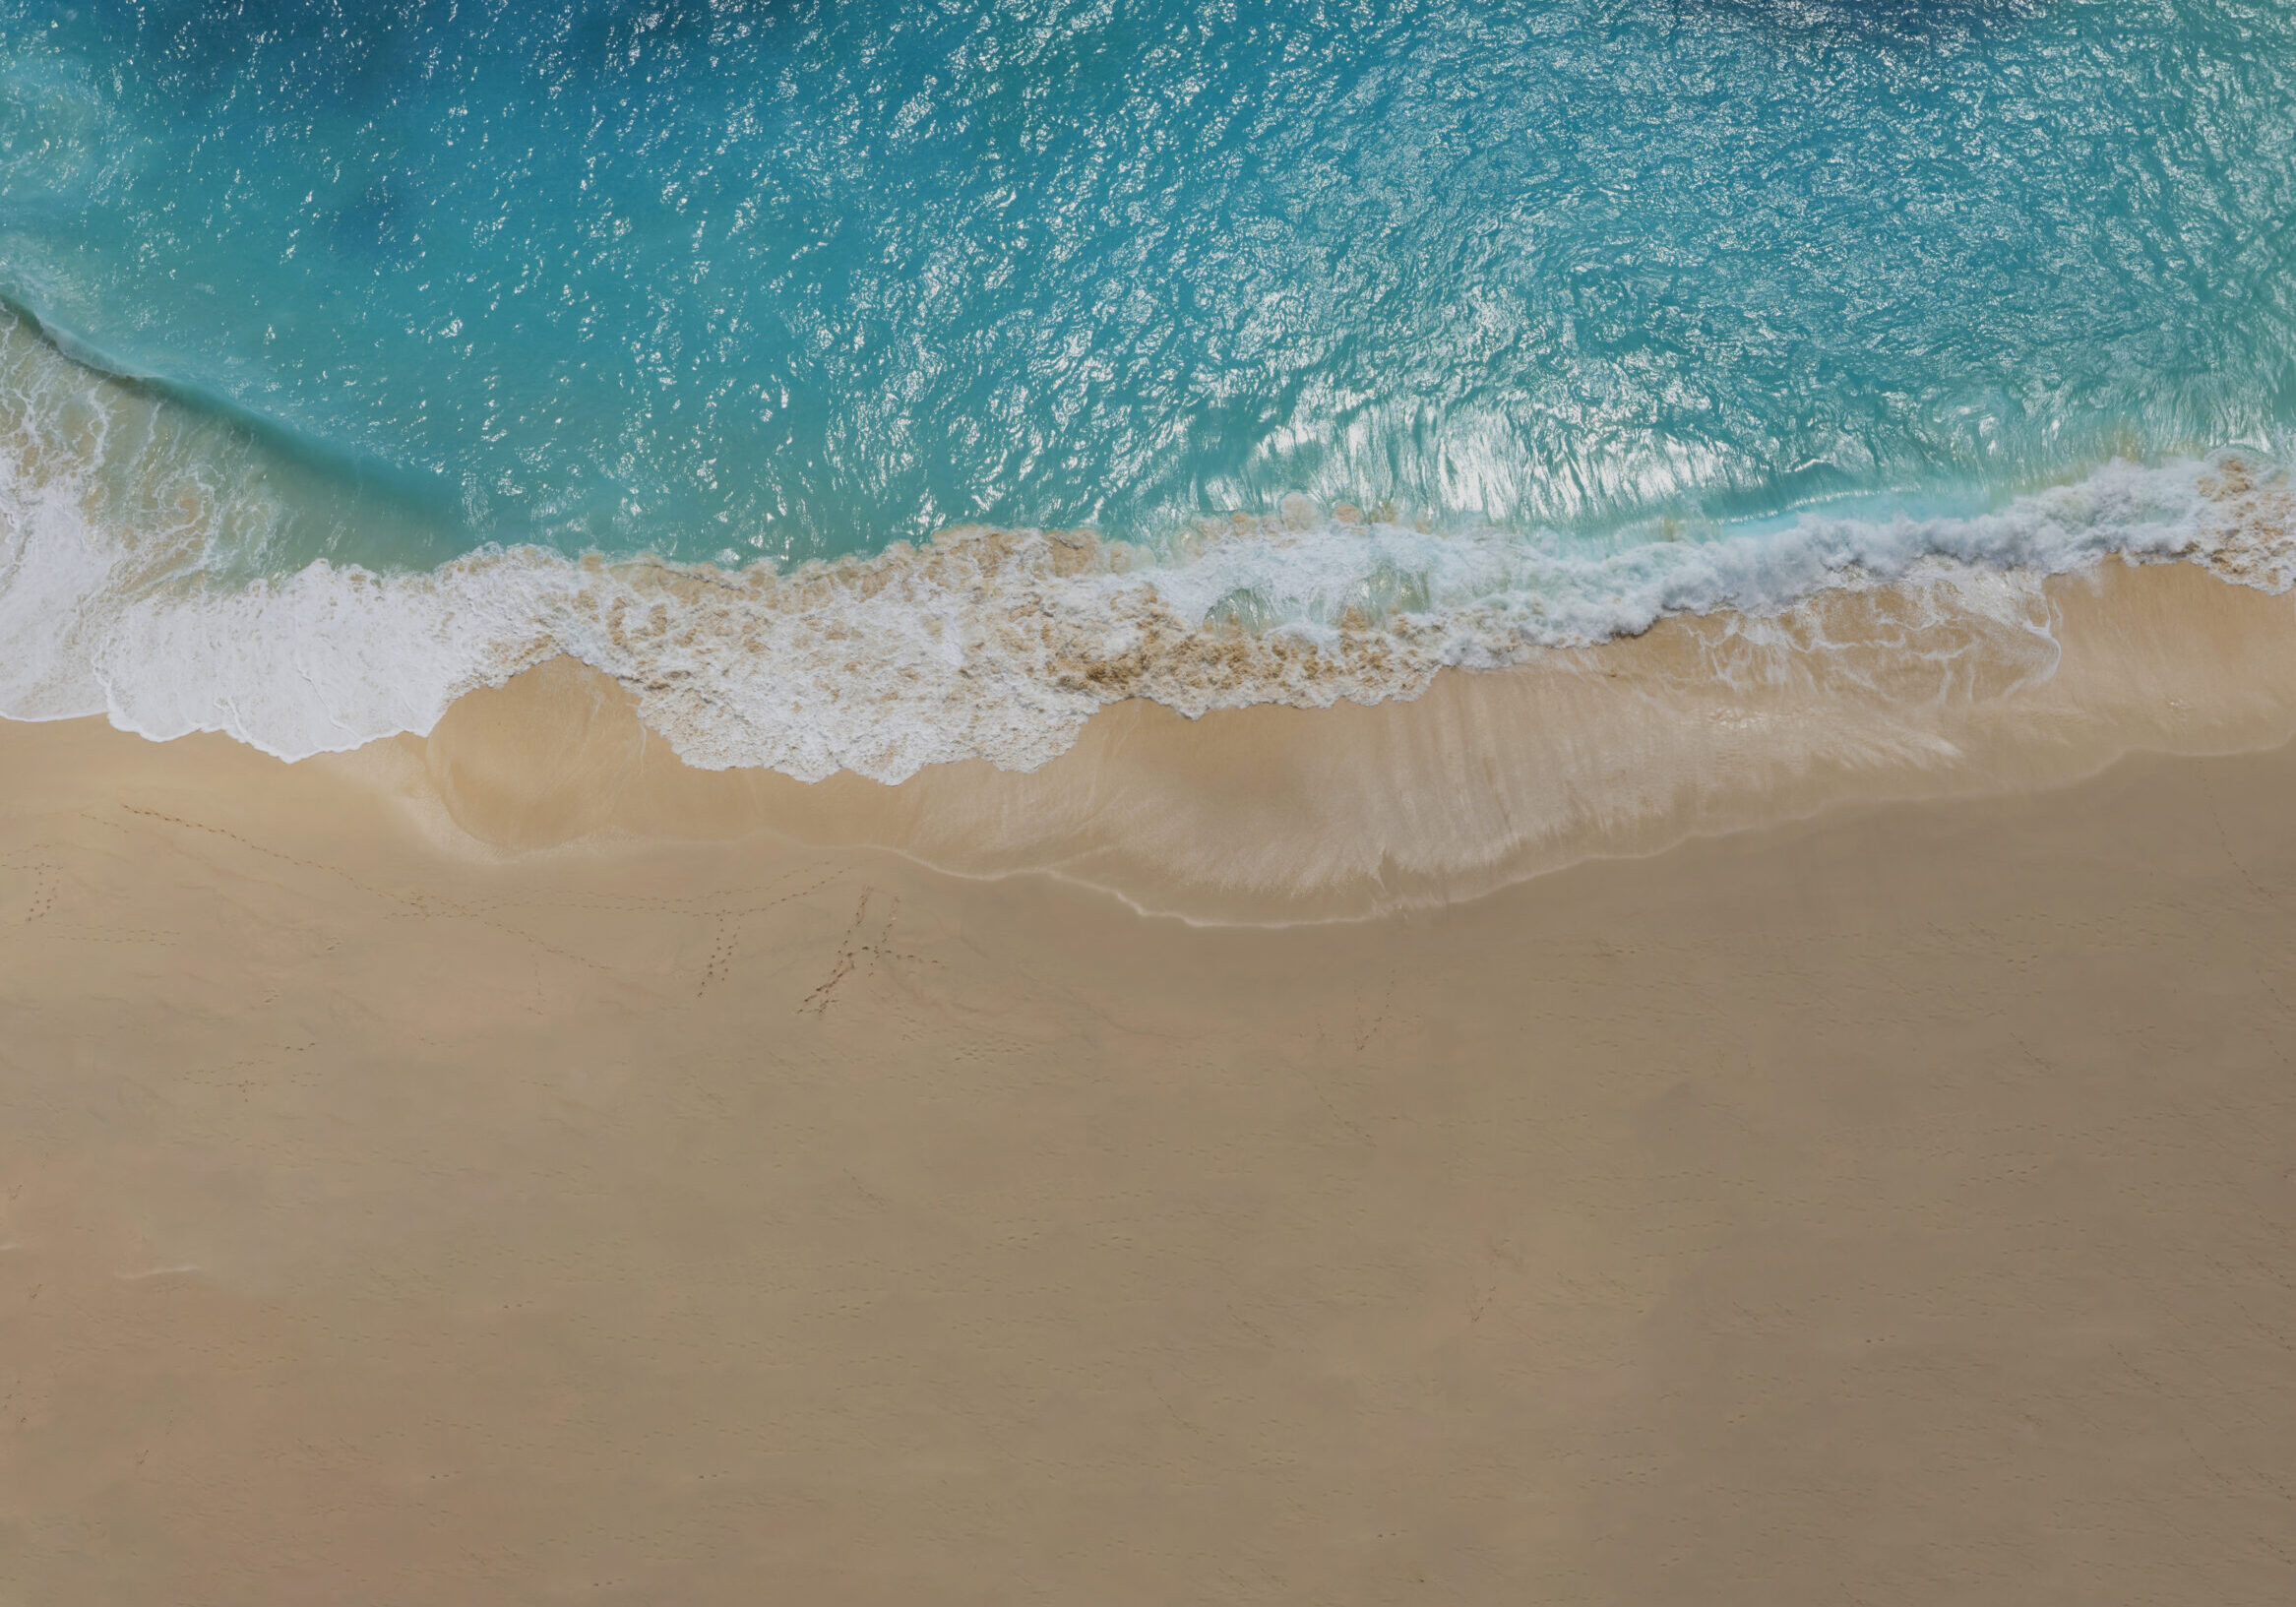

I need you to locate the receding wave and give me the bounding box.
[3,306,2292,784]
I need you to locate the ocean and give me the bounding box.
[2,0,2291,779]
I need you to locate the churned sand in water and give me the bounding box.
[4,559,2296,1603]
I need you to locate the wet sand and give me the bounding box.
[4,559,2296,1603]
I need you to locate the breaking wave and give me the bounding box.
[4,307,2291,783]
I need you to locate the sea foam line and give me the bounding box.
[1,453,2285,784]
[3,306,2290,782]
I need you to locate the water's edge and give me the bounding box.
[7,307,2291,785]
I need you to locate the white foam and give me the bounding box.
[3,309,2290,782]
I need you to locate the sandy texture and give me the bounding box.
[5,565,2296,1603]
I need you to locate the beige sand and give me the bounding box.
[4,559,2296,1603]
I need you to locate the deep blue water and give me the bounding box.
[4,0,2291,574]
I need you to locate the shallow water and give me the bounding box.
[1,1,2293,775]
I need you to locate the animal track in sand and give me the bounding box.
[694,867,852,999]
[0,858,59,923]
[698,916,739,995]
[798,889,934,1017]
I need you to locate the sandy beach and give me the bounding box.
[3,557,2294,1603]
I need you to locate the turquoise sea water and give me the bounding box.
[1,1,2292,776]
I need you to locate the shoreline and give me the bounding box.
[8,281,2289,788]
[298,552,2296,923]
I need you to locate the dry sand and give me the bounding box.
[4,559,2296,1603]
